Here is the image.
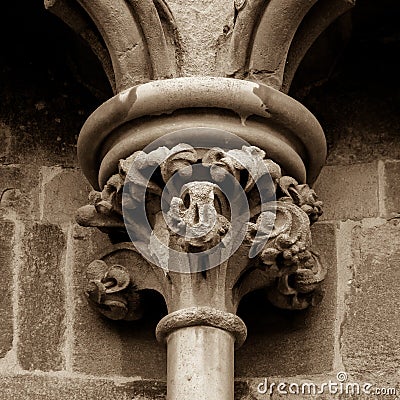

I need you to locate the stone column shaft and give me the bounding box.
[167,326,234,400]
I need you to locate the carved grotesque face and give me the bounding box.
[166,181,230,252]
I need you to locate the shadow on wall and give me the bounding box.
[293,0,400,165]
[0,0,111,167]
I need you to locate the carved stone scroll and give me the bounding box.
[85,260,143,320]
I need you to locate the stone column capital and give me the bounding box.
[77,134,325,311]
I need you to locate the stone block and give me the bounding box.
[235,222,337,377]
[0,220,15,358]
[71,224,167,379]
[0,375,166,400]
[18,223,66,371]
[40,167,91,224]
[313,163,379,221]
[341,220,400,379]
[0,165,39,219]
[382,160,400,217]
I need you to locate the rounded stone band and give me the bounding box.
[78,77,326,189]
[156,306,247,349]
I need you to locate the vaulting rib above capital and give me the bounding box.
[45,0,356,93]
[229,0,356,90]
[45,0,180,92]
[76,144,326,316]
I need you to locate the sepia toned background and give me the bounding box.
[0,0,399,398]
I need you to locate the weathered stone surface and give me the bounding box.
[0,220,15,358]
[0,122,12,162]
[40,167,91,224]
[382,160,400,217]
[235,222,336,377]
[0,165,39,219]
[342,220,400,379]
[71,225,167,378]
[313,163,378,221]
[167,0,233,76]
[18,223,66,371]
[0,375,166,400]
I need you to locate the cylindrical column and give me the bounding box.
[156,307,247,400]
[167,326,234,400]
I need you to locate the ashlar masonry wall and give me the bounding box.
[0,0,399,399]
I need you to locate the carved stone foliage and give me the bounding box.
[248,201,324,310]
[77,143,325,312]
[85,259,143,320]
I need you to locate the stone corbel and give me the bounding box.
[44,0,357,398]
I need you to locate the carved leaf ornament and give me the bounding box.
[77,142,325,312]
